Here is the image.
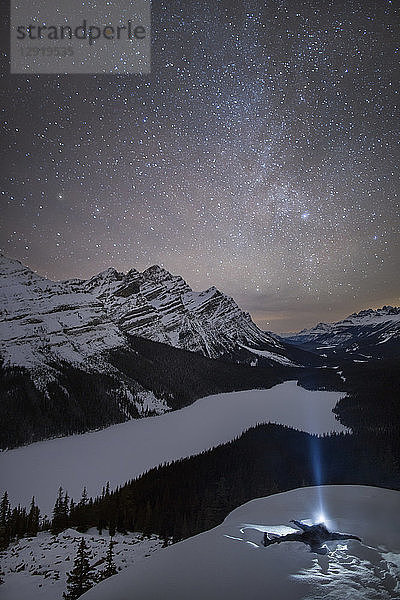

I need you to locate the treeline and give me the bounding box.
[78,424,317,542]
[0,363,137,449]
[3,358,398,552]
[0,492,43,550]
[61,421,400,544]
[333,358,400,433]
[2,421,399,551]
[110,335,286,411]
[0,487,119,597]
[0,337,288,449]
[294,366,346,392]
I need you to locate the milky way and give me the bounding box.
[1,0,399,330]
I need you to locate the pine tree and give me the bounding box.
[101,482,110,499]
[63,538,96,599]
[108,521,116,538]
[0,525,9,551]
[63,492,70,523]
[0,492,10,527]
[9,505,28,540]
[99,540,118,580]
[74,487,90,533]
[80,487,88,506]
[41,514,51,531]
[0,491,10,549]
[52,487,69,534]
[27,496,40,537]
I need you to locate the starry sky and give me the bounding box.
[1,0,399,331]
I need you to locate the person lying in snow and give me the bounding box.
[263,519,362,555]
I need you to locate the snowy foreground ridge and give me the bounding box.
[0,382,345,513]
[82,485,400,600]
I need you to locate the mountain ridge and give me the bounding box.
[277,305,400,360]
[0,254,303,369]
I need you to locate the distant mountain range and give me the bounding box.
[278,306,400,361]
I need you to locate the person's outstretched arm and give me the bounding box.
[290,519,310,531]
[329,532,362,542]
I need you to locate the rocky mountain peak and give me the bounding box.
[350,306,399,319]
[142,264,183,284]
[0,255,303,369]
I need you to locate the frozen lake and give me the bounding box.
[0,381,346,514]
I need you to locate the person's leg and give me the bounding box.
[276,533,303,543]
[264,532,304,547]
[329,533,362,542]
[263,533,280,546]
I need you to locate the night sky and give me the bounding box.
[1,0,399,331]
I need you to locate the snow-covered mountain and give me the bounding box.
[0,254,315,448]
[70,263,301,364]
[0,255,127,370]
[279,306,400,361]
[80,485,400,600]
[0,255,167,430]
[0,254,306,369]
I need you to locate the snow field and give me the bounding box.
[81,485,400,600]
[0,528,163,600]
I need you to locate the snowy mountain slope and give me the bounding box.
[0,254,304,371]
[0,256,174,448]
[73,263,308,365]
[0,255,126,370]
[279,306,400,360]
[0,528,164,600]
[80,485,400,600]
[0,381,345,515]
